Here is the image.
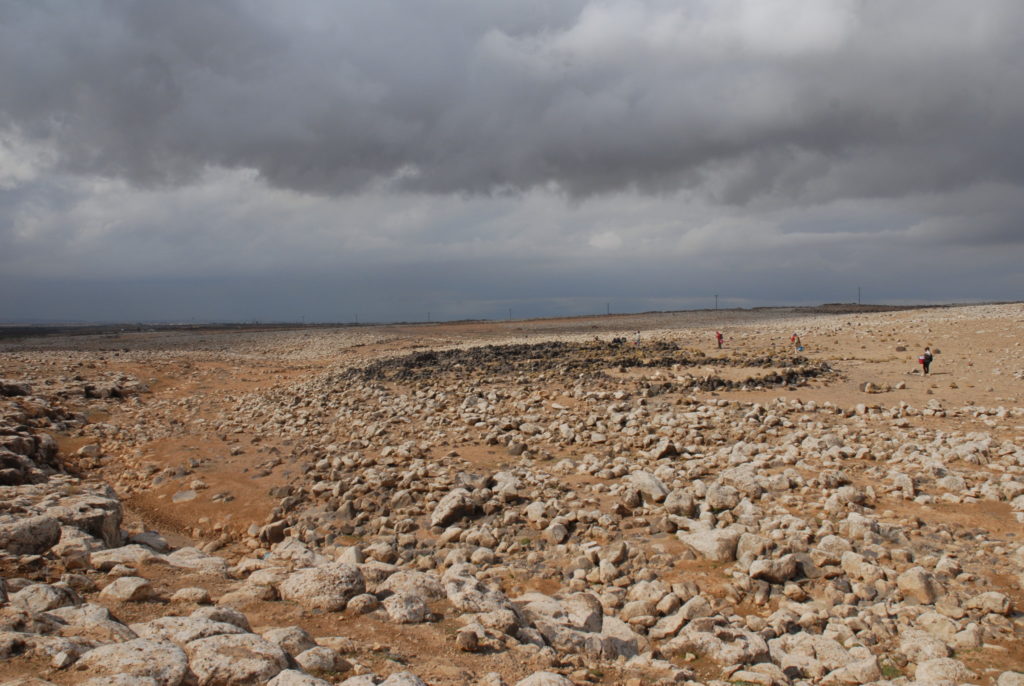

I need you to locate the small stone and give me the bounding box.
[544,522,569,544]
[170,587,211,604]
[99,577,153,602]
[456,628,480,652]
[383,592,429,624]
[262,625,317,655]
[294,646,351,673]
[171,490,197,503]
[346,593,380,614]
[267,670,333,686]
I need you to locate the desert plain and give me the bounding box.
[0,303,1023,686]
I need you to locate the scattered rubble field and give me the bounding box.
[1,303,1023,686]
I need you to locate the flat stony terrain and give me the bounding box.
[1,303,1023,686]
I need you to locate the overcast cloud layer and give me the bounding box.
[1,1,1022,322]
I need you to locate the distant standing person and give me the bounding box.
[715,331,723,349]
[921,346,933,374]
[790,332,802,350]
[634,330,641,346]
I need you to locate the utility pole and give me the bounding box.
[715,294,719,311]
[857,286,861,305]
[606,303,610,316]
[508,308,512,321]
[427,311,431,323]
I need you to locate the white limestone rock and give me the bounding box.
[74,639,189,686]
[185,633,289,685]
[266,671,332,686]
[99,577,153,602]
[130,616,244,646]
[513,673,574,686]
[279,562,365,611]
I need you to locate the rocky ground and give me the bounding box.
[0,303,1023,686]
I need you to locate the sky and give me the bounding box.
[1,0,1022,323]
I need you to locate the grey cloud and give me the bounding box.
[2,1,1023,201]
[2,1,1022,324]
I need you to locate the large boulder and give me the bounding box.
[185,634,289,685]
[897,566,942,604]
[443,564,515,613]
[704,484,740,510]
[563,593,603,633]
[678,527,742,562]
[9,583,80,613]
[45,494,123,547]
[965,591,1013,615]
[514,592,640,660]
[430,488,476,527]
[768,633,853,679]
[821,656,881,685]
[898,629,950,663]
[294,646,351,674]
[915,657,976,684]
[261,626,317,656]
[279,563,365,611]
[99,577,153,602]
[130,616,245,646]
[48,603,138,644]
[376,570,445,599]
[663,489,696,517]
[648,596,712,640]
[627,471,669,504]
[74,639,189,686]
[665,620,769,666]
[190,606,252,632]
[90,545,164,570]
[0,515,60,555]
[749,554,799,584]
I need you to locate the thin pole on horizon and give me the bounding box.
[508,308,512,321]
[715,294,719,310]
[606,303,610,315]
[858,286,861,305]
[427,311,431,323]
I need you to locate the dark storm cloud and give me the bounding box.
[2,1,1022,324]
[3,0,1023,200]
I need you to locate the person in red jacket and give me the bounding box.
[715,331,724,349]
